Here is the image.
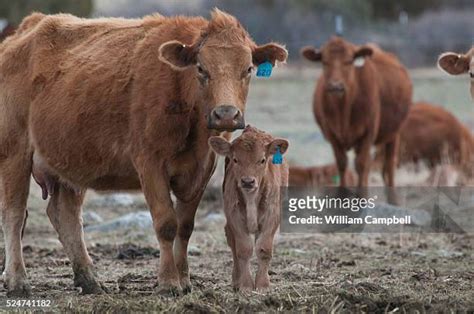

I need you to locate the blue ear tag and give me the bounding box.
[257,61,273,78]
[272,147,283,164]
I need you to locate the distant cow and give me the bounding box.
[209,126,289,291]
[397,102,474,168]
[0,10,288,297]
[289,163,356,187]
[301,38,412,200]
[438,47,473,100]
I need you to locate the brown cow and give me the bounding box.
[208,126,289,291]
[301,38,412,201]
[0,10,288,297]
[438,47,474,100]
[289,164,356,187]
[397,102,474,169]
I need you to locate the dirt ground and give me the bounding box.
[0,183,472,313]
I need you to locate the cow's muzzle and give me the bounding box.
[208,105,245,131]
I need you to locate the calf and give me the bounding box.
[289,164,356,187]
[301,38,412,202]
[209,126,289,291]
[438,47,474,100]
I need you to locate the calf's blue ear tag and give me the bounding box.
[272,147,283,164]
[257,61,273,78]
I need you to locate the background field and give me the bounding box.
[0,69,472,312]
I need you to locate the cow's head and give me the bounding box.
[209,126,288,192]
[438,48,474,101]
[159,9,288,131]
[301,37,373,97]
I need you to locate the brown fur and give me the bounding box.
[375,102,474,171]
[0,10,288,296]
[289,164,356,187]
[438,47,474,100]
[209,126,289,291]
[301,37,412,199]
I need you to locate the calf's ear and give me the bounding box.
[159,40,197,70]
[438,52,470,75]
[208,136,232,156]
[253,43,288,66]
[354,46,373,59]
[301,46,322,62]
[267,139,289,156]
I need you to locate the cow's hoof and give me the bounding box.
[74,268,104,295]
[80,281,105,295]
[155,283,182,297]
[6,282,32,298]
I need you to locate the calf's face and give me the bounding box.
[158,10,287,131]
[301,37,373,96]
[208,130,288,193]
[438,48,474,101]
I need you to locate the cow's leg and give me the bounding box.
[1,151,32,297]
[355,138,373,187]
[46,184,103,294]
[382,136,400,204]
[255,229,276,291]
[332,144,348,187]
[135,160,180,294]
[173,193,203,293]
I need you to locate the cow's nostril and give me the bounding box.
[234,110,241,119]
[213,110,221,120]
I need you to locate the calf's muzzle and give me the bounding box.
[208,105,245,131]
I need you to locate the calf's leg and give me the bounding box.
[1,150,32,297]
[46,184,103,294]
[224,224,239,288]
[232,231,253,291]
[255,230,276,291]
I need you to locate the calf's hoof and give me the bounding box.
[179,277,192,294]
[255,275,270,291]
[6,281,32,298]
[155,281,182,297]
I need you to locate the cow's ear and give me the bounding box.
[354,46,373,59]
[267,138,289,156]
[159,40,197,71]
[301,46,322,62]
[438,52,470,75]
[208,136,232,156]
[253,43,288,66]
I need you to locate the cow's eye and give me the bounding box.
[197,65,209,80]
[233,158,238,164]
[260,158,266,164]
[247,66,254,74]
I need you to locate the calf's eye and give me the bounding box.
[233,158,238,164]
[260,158,266,164]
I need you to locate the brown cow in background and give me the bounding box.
[209,126,289,291]
[397,102,474,168]
[374,102,474,174]
[289,163,356,187]
[0,10,288,297]
[438,47,474,100]
[301,38,412,200]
